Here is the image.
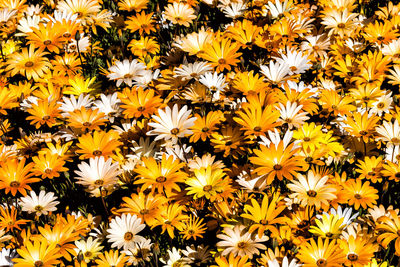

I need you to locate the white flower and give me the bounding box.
[216,225,268,259]
[107,214,146,250]
[274,48,312,75]
[276,101,309,129]
[93,93,121,122]
[174,62,212,81]
[263,0,294,18]
[199,72,227,91]
[59,94,93,117]
[67,33,91,53]
[147,104,197,144]
[160,247,190,267]
[268,256,302,267]
[221,3,246,19]
[260,61,290,84]
[75,156,122,192]
[107,59,147,87]
[123,238,153,265]
[376,120,400,146]
[0,248,17,267]
[181,245,212,266]
[20,190,59,216]
[318,206,359,228]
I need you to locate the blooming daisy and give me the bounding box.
[147,104,197,144]
[20,190,59,216]
[107,59,147,87]
[216,225,268,259]
[107,213,146,250]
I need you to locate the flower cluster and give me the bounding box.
[0,0,399,266]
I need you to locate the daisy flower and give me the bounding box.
[106,213,146,250]
[287,170,337,210]
[107,59,147,87]
[216,225,268,259]
[147,104,197,144]
[164,2,196,27]
[75,156,122,192]
[20,190,59,216]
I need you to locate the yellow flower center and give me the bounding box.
[140,209,149,215]
[203,185,212,192]
[377,102,385,109]
[347,253,358,261]
[170,128,180,135]
[10,181,20,188]
[391,137,400,144]
[124,232,134,241]
[25,61,34,67]
[94,179,104,186]
[273,164,282,171]
[34,205,43,212]
[337,23,345,28]
[92,150,102,156]
[316,259,327,266]
[307,190,317,197]
[237,241,247,249]
[290,66,298,72]
[156,176,166,183]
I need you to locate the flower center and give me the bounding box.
[354,193,362,199]
[305,156,313,163]
[359,130,368,136]
[377,36,384,41]
[124,232,134,241]
[260,219,268,225]
[170,128,180,135]
[307,190,317,197]
[316,259,327,266]
[325,232,333,237]
[303,137,311,141]
[94,179,104,186]
[347,253,358,261]
[253,126,262,132]
[377,102,385,108]
[84,251,92,257]
[156,176,166,183]
[218,58,226,65]
[273,164,282,171]
[237,241,247,249]
[202,127,209,132]
[203,185,212,192]
[337,23,345,28]
[92,150,102,156]
[123,73,133,79]
[10,181,20,188]
[140,209,149,215]
[43,40,52,45]
[395,172,400,178]
[137,106,145,111]
[42,115,50,120]
[290,66,298,72]
[63,32,71,38]
[44,168,52,174]
[391,137,400,144]
[34,205,43,212]
[25,61,34,67]
[83,122,91,127]
[34,261,44,267]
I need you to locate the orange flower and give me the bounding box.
[76,130,122,160]
[67,107,108,131]
[190,111,224,142]
[32,153,68,179]
[0,206,29,232]
[118,87,163,119]
[342,179,378,210]
[200,38,242,72]
[134,154,187,196]
[26,99,61,129]
[0,158,39,196]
